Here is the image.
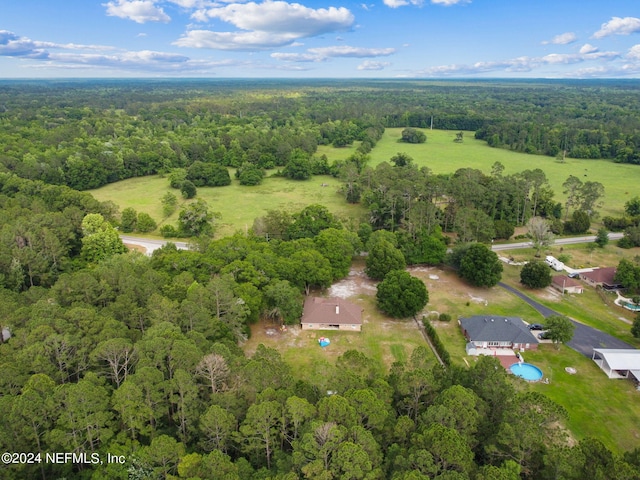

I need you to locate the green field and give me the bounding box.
[90,172,366,238]
[363,128,640,219]
[92,128,640,235]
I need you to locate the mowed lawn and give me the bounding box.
[497,243,640,344]
[415,263,640,454]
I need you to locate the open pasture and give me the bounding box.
[365,128,640,219]
[90,172,366,238]
[92,129,640,235]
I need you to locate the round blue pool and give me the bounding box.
[509,363,543,382]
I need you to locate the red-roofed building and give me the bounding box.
[579,267,622,290]
[552,275,583,294]
[301,297,363,332]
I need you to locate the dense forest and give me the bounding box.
[2,80,640,479]
[1,79,640,193]
[0,174,639,479]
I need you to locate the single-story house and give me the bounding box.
[592,348,640,381]
[301,297,363,332]
[552,275,583,294]
[459,315,538,354]
[579,267,622,290]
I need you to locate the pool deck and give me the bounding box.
[474,348,519,369]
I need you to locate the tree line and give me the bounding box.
[1,80,639,195]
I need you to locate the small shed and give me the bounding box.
[592,349,640,380]
[552,275,583,294]
[301,297,363,332]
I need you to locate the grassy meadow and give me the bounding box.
[90,172,366,238]
[363,128,640,219]
[91,128,640,236]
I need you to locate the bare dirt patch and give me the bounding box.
[327,265,377,299]
[124,243,147,254]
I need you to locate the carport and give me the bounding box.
[592,349,640,380]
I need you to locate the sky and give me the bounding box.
[1,0,640,78]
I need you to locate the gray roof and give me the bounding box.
[460,315,538,344]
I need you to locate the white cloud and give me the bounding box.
[415,48,620,77]
[431,0,470,5]
[0,30,114,59]
[593,17,640,39]
[307,45,395,58]
[383,0,468,9]
[0,30,244,74]
[627,44,640,61]
[542,32,577,45]
[54,50,190,67]
[0,31,49,58]
[271,45,395,63]
[383,0,422,8]
[174,29,299,50]
[167,0,209,7]
[178,1,354,50]
[357,60,390,70]
[271,52,321,62]
[579,43,598,54]
[197,1,354,36]
[103,0,171,24]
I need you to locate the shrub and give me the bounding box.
[401,127,426,144]
[181,180,197,199]
[494,220,514,240]
[136,213,157,233]
[160,224,178,238]
[422,317,451,366]
[565,210,590,234]
[438,313,452,322]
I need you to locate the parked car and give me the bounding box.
[538,331,551,340]
[528,323,545,330]
[568,272,580,278]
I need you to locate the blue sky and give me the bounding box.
[1,0,640,78]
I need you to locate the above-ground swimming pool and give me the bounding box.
[510,362,543,382]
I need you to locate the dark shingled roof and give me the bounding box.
[460,315,538,344]
[580,267,618,286]
[302,297,363,325]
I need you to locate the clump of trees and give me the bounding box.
[401,127,426,144]
[520,261,552,289]
[450,243,503,287]
[376,270,428,318]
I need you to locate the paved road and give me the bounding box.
[120,235,190,255]
[491,232,624,252]
[498,282,634,357]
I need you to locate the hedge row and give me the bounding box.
[422,316,451,367]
